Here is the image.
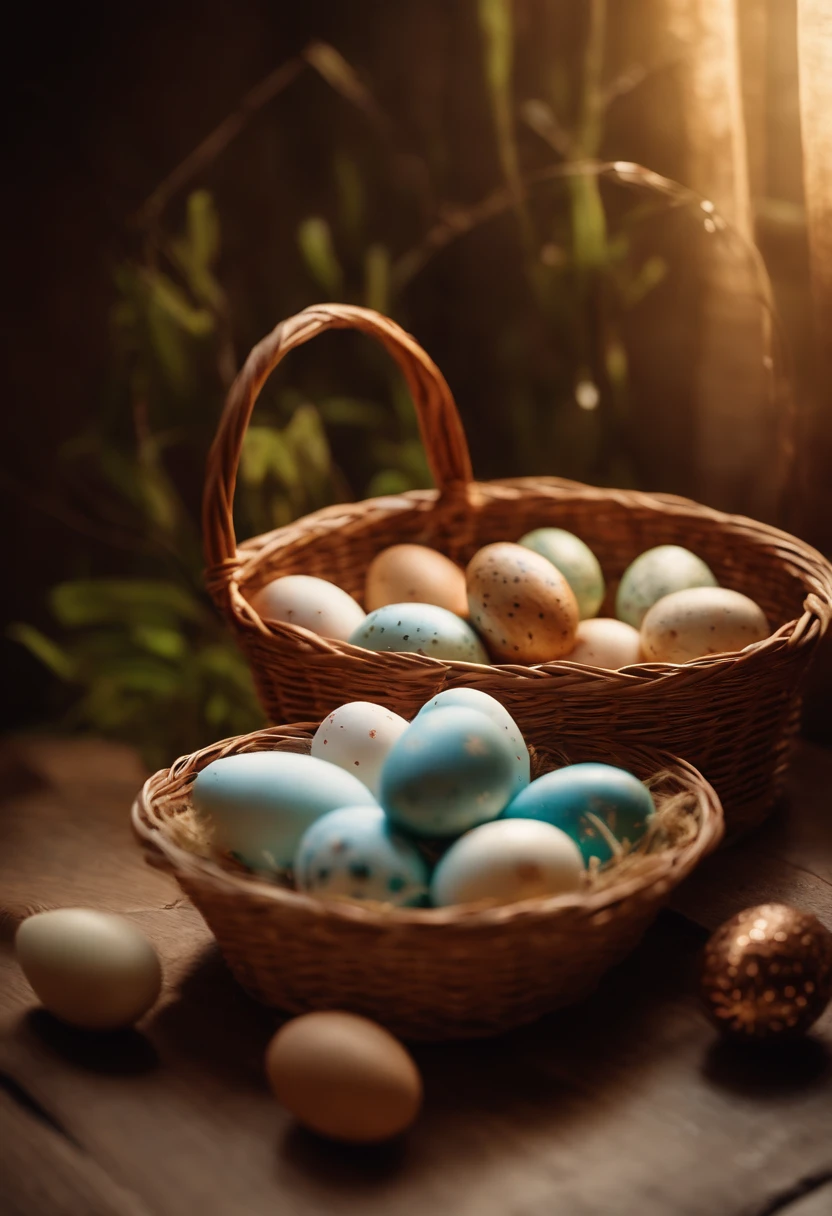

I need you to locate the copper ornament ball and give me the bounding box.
[701,903,832,1038]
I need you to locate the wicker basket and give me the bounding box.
[204,304,832,841]
[132,724,723,1040]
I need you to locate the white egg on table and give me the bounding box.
[640,586,770,663]
[249,575,366,641]
[15,909,162,1030]
[565,618,642,669]
[311,702,410,797]
[431,818,584,907]
[616,546,717,629]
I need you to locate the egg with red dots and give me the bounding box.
[311,702,409,798]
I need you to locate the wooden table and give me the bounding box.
[2,735,832,1216]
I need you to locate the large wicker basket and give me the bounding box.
[132,724,723,1040]
[204,304,832,841]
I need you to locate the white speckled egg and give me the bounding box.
[15,909,162,1030]
[565,618,642,669]
[466,542,579,663]
[311,702,409,797]
[365,545,468,616]
[416,688,530,797]
[431,818,584,907]
[348,603,488,664]
[249,575,366,641]
[192,751,377,871]
[519,528,605,619]
[380,706,518,837]
[640,586,769,663]
[295,805,429,906]
[616,546,717,628]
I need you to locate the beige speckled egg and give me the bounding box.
[640,586,769,663]
[566,618,643,669]
[466,542,579,663]
[365,545,468,616]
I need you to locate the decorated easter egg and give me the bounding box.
[349,603,488,664]
[365,544,468,616]
[192,751,377,871]
[250,575,366,640]
[16,909,162,1030]
[431,818,584,907]
[266,1012,422,1143]
[295,805,429,907]
[380,706,518,837]
[466,542,579,663]
[616,546,717,629]
[519,528,605,619]
[565,618,642,669]
[502,762,655,865]
[416,687,530,797]
[640,586,769,663]
[311,702,409,797]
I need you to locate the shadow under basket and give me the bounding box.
[132,725,723,1041]
[203,304,832,842]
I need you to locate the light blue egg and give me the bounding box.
[416,688,530,797]
[192,752,377,872]
[348,603,488,664]
[519,528,605,619]
[380,706,517,837]
[294,805,429,907]
[616,545,717,629]
[501,762,655,865]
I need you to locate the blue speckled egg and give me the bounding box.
[294,805,429,907]
[348,603,488,664]
[379,706,517,837]
[501,762,655,865]
[519,528,605,620]
[416,688,530,797]
[616,545,717,629]
[192,752,377,872]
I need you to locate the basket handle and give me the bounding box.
[203,304,473,573]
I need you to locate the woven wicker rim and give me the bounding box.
[132,723,724,931]
[202,304,832,682]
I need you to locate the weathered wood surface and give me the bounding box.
[2,734,832,1216]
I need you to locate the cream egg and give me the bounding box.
[430,818,584,907]
[565,618,642,669]
[249,575,366,641]
[365,544,468,616]
[15,909,162,1030]
[266,1011,422,1142]
[640,586,769,663]
[311,702,410,797]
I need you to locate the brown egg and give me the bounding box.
[565,618,642,669]
[265,1011,423,1143]
[365,544,468,616]
[466,542,579,663]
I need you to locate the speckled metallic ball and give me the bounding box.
[701,904,832,1039]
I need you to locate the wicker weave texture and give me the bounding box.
[132,725,723,1040]
[203,305,832,840]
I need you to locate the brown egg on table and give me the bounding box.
[466,542,579,663]
[365,544,468,616]
[565,618,643,669]
[265,1011,422,1143]
[640,586,769,664]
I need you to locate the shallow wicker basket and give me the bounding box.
[133,724,722,1040]
[204,304,832,842]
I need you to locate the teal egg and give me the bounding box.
[192,752,377,871]
[416,688,530,797]
[380,706,518,837]
[348,603,488,664]
[616,545,717,629]
[519,528,605,619]
[501,762,655,865]
[294,805,429,907]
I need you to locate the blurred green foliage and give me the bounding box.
[13,2,670,766]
